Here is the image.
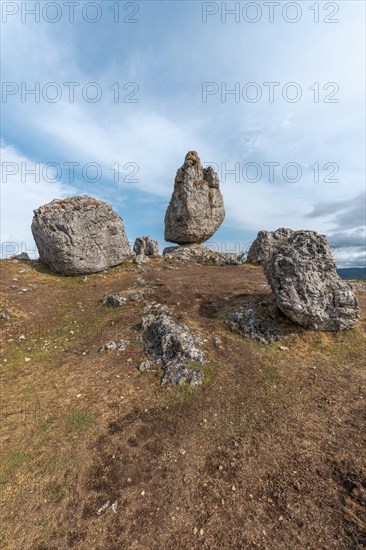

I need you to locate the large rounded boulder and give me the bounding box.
[31,195,130,275]
[164,151,225,244]
[264,230,360,331]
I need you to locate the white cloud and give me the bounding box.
[0,143,75,257]
[1,2,365,266]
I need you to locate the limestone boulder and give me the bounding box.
[247,228,294,265]
[264,230,360,331]
[31,195,130,275]
[133,236,159,256]
[164,151,225,244]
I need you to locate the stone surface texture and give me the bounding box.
[164,151,225,244]
[31,195,130,275]
[133,236,159,256]
[264,230,360,331]
[138,305,206,386]
[247,228,294,265]
[163,244,240,265]
[227,302,280,345]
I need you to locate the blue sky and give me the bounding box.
[1,0,365,266]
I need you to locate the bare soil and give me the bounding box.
[0,257,365,549]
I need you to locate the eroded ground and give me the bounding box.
[0,257,365,549]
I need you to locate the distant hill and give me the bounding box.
[337,267,366,280]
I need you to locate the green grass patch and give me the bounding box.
[0,450,28,480]
[66,409,94,431]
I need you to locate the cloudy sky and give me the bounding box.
[1,0,365,266]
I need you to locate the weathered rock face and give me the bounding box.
[31,195,130,275]
[164,151,225,244]
[247,228,294,265]
[162,244,241,265]
[264,230,360,331]
[138,305,206,386]
[133,236,159,256]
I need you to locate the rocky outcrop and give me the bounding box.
[227,301,280,345]
[164,151,225,244]
[246,228,294,265]
[31,195,130,275]
[138,305,206,386]
[133,236,159,256]
[163,244,240,265]
[264,230,360,331]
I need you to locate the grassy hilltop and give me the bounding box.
[0,257,365,549]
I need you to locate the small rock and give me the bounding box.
[100,339,129,352]
[138,360,154,372]
[13,252,31,261]
[103,293,127,307]
[130,291,144,302]
[134,254,149,265]
[0,310,10,321]
[279,346,289,351]
[117,340,129,352]
[97,501,110,515]
[101,341,116,352]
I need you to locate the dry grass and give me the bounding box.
[0,258,365,549]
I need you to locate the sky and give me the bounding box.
[1,0,365,267]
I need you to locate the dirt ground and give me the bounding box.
[0,257,365,549]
